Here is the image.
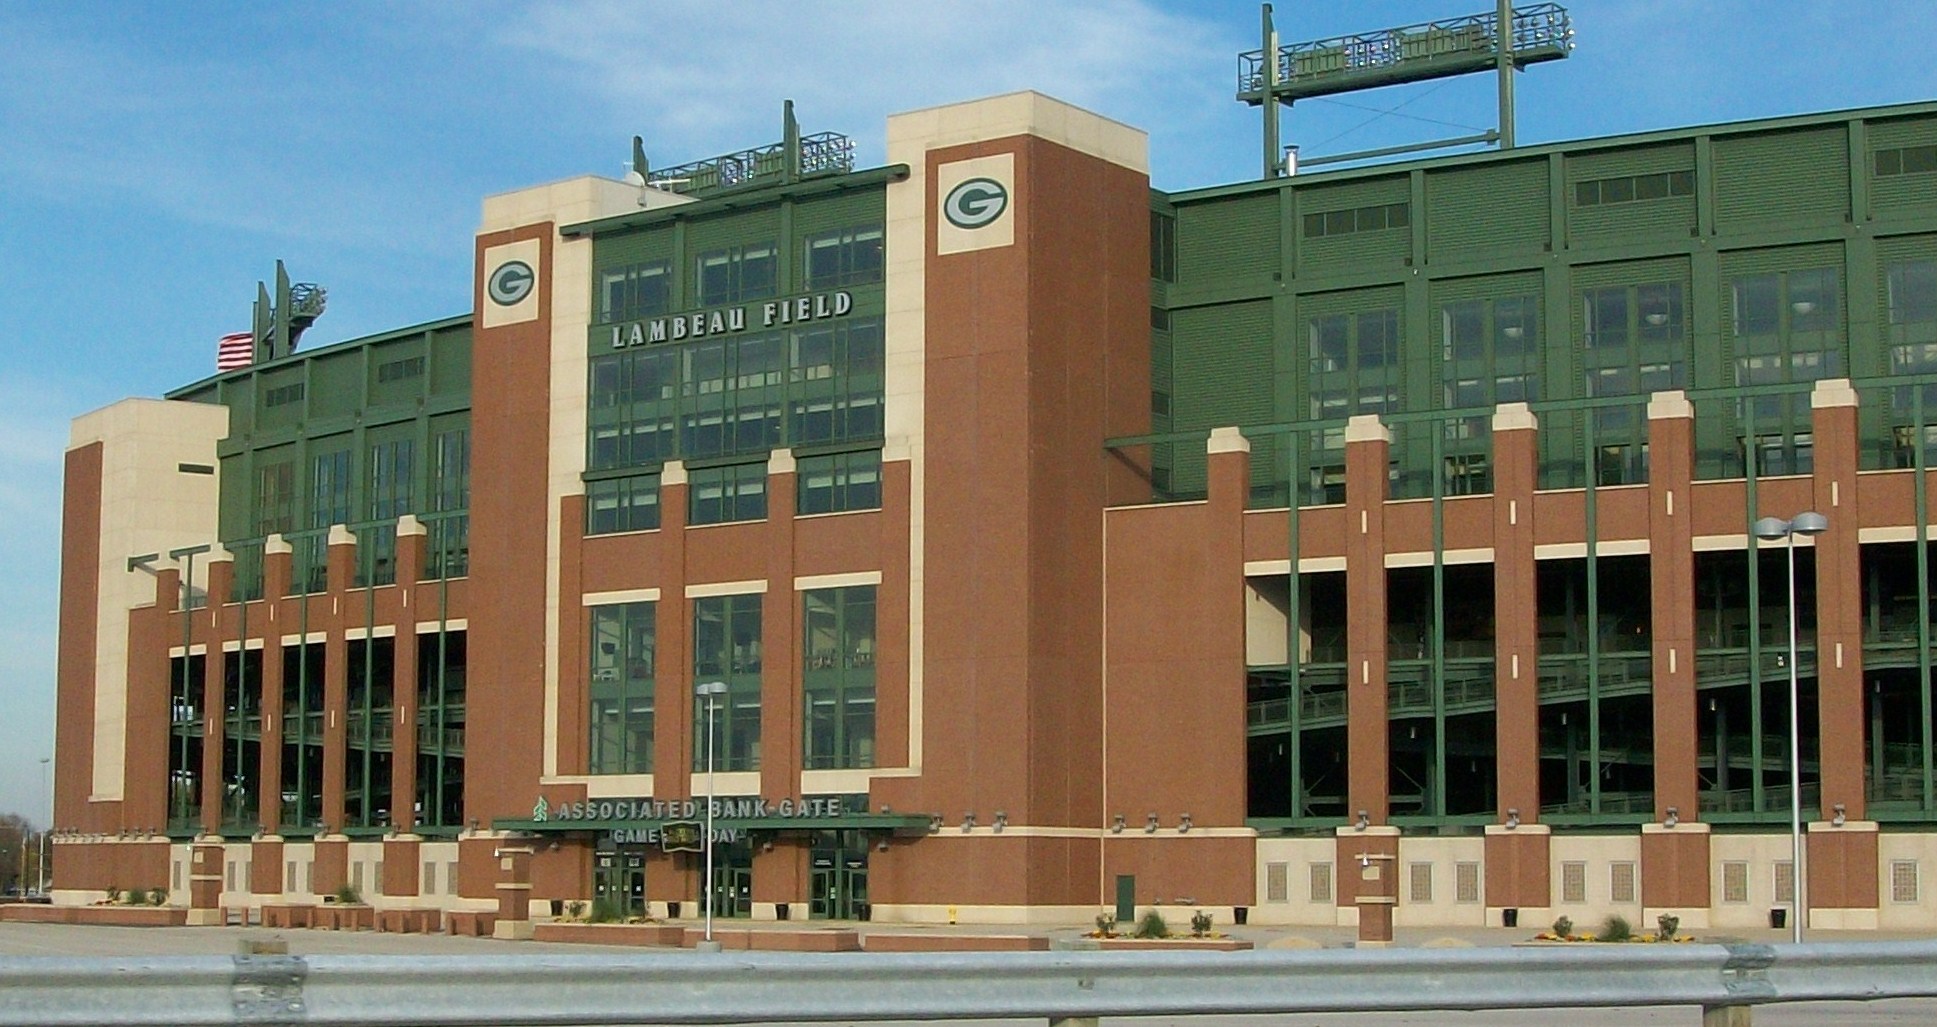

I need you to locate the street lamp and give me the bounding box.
[1752,510,1828,944]
[38,757,50,897]
[695,680,728,951]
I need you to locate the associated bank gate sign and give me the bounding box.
[532,794,850,824]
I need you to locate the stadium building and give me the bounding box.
[49,7,1937,933]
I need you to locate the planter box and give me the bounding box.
[1,905,188,927]
[312,904,374,931]
[749,929,861,952]
[262,905,314,929]
[376,908,445,934]
[1097,937,1253,951]
[534,922,686,947]
[864,934,1049,952]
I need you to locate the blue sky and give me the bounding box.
[2,1,1933,828]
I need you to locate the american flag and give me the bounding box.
[216,331,254,371]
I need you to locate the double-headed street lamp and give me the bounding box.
[695,680,728,951]
[1752,511,1828,945]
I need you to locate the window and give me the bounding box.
[364,438,415,586]
[1303,202,1409,239]
[1266,861,1289,903]
[1408,862,1433,902]
[693,594,762,771]
[1455,861,1481,904]
[695,244,777,307]
[598,261,671,323]
[422,861,437,895]
[1309,862,1333,903]
[1876,144,1937,177]
[1150,211,1176,281]
[428,428,470,578]
[1561,861,1587,903]
[791,318,884,446]
[376,356,424,383]
[286,861,297,893]
[589,602,655,775]
[1891,859,1920,903]
[254,461,295,537]
[797,449,881,515]
[587,473,660,534]
[1610,861,1636,904]
[689,462,767,525]
[803,586,876,769]
[1722,861,1749,903]
[1887,261,1937,387]
[803,224,884,289]
[1774,860,1795,904]
[1574,170,1693,206]
[264,382,306,408]
[1306,308,1401,488]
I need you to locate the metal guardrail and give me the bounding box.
[3,942,1937,1025]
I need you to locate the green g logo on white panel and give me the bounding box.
[487,260,536,306]
[943,178,1009,229]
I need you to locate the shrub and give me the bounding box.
[1189,909,1213,938]
[106,886,123,905]
[565,900,587,920]
[1133,909,1170,939]
[1094,911,1118,936]
[588,897,621,924]
[1656,913,1680,941]
[334,883,362,906]
[1551,916,1574,939]
[148,887,168,906]
[1599,914,1633,943]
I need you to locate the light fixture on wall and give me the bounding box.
[1644,312,1670,327]
[1178,813,1193,833]
[876,838,889,853]
[1355,809,1370,831]
[961,812,976,832]
[992,812,1007,833]
[1663,806,1680,828]
[1145,813,1159,834]
[928,814,944,833]
[1111,814,1126,834]
[1832,803,1847,828]
[1504,808,1521,830]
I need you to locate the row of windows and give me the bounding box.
[264,382,305,408]
[375,356,424,383]
[586,449,881,535]
[588,587,878,775]
[1302,202,1408,239]
[1876,144,1937,178]
[597,224,884,324]
[1572,170,1694,208]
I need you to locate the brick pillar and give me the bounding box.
[492,844,535,939]
[322,525,355,833]
[312,836,348,899]
[1488,403,1547,919]
[258,536,289,838]
[1344,414,1391,826]
[752,836,809,921]
[251,838,284,897]
[186,838,224,925]
[383,836,421,900]
[761,451,801,805]
[391,516,426,833]
[1644,391,1708,916]
[1807,379,1878,927]
[199,549,232,837]
[655,461,697,906]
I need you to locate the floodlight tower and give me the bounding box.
[1239,1,1574,178]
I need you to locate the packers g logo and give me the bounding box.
[487,260,536,306]
[943,178,1009,229]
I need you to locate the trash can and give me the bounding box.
[1770,907,1786,929]
[1502,908,1519,928]
[1234,906,1249,926]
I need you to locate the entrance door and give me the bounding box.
[704,838,753,919]
[594,850,647,918]
[809,830,870,920]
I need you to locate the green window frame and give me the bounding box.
[587,473,661,534]
[695,243,777,307]
[1573,170,1694,207]
[599,261,672,324]
[254,460,295,537]
[803,586,875,770]
[803,224,884,290]
[1581,282,1687,485]
[693,594,762,772]
[344,636,395,829]
[414,629,466,828]
[1729,267,1843,475]
[797,449,881,515]
[690,461,767,526]
[1439,295,1540,494]
[590,603,655,775]
[428,428,470,578]
[1876,144,1937,178]
[1302,202,1408,239]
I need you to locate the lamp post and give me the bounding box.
[695,680,727,951]
[38,756,50,896]
[1752,511,1828,944]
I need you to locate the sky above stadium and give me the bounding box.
[1,0,1934,828]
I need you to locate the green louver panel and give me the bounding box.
[1177,193,1278,284]
[308,356,361,419]
[790,190,881,237]
[1870,115,1937,214]
[1713,127,1849,232]
[1169,299,1276,495]
[1426,159,1548,260]
[1566,143,1698,245]
[1296,174,1412,274]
